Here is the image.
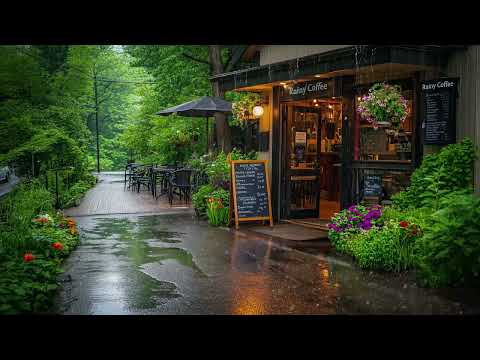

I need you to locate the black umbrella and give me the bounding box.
[156,96,232,153]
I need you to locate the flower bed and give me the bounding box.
[327,139,479,288]
[0,182,80,314]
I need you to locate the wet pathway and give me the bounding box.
[53,173,480,314]
[65,172,191,217]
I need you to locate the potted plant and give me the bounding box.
[357,83,408,131]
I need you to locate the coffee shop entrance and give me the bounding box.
[277,78,345,221]
[281,98,342,220]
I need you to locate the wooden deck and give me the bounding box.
[64,172,193,217]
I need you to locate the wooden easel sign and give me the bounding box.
[229,159,273,229]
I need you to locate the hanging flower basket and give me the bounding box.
[231,92,262,127]
[357,83,408,130]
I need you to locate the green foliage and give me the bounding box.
[0,181,54,251]
[120,46,212,164]
[350,220,418,272]
[60,174,96,208]
[229,92,262,128]
[0,212,80,314]
[414,192,480,287]
[206,188,230,227]
[192,184,215,217]
[392,138,477,210]
[329,204,425,273]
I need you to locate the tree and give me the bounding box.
[208,45,231,153]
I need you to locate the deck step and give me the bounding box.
[282,219,330,231]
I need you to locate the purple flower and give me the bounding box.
[360,220,372,231]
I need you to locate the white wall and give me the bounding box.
[259,45,352,66]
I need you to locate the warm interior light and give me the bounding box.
[252,105,264,118]
[357,96,361,101]
[313,99,317,103]
[315,103,319,107]
[314,74,321,78]
[328,104,333,109]
[280,82,286,85]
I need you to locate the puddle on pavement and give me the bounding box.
[56,215,205,314]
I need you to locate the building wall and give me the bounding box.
[445,46,480,194]
[257,89,273,180]
[259,45,352,66]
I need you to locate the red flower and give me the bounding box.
[52,242,63,251]
[23,253,36,263]
[399,221,409,228]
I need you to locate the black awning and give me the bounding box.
[211,45,456,92]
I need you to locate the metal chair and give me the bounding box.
[168,168,195,205]
[130,165,153,193]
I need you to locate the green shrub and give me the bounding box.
[60,175,96,208]
[414,192,480,287]
[392,138,477,209]
[205,152,230,189]
[192,184,215,216]
[0,212,80,314]
[351,220,418,272]
[0,181,54,251]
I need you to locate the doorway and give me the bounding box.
[281,99,342,220]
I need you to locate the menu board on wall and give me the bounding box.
[421,78,458,145]
[229,160,273,229]
[364,175,383,197]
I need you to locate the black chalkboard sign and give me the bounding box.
[230,160,273,229]
[422,78,458,145]
[364,175,383,197]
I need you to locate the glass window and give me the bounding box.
[354,88,414,162]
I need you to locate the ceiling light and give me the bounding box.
[314,74,321,78]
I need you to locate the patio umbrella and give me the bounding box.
[156,96,232,153]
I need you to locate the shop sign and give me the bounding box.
[295,132,307,144]
[421,78,458,145]
[284,79,333,99]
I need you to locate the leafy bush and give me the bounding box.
[205,151,230,189]
[0,181,54,251]
[414,192,480,287]
[0,212,80,314]
[60,174,96,208]
[351,219,419,272]
[192,184,215,217]
[392,138,476,209]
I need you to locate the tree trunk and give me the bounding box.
[208,45,231,153]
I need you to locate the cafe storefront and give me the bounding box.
[213,45,466,223]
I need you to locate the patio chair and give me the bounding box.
[168,168,195,205]
[130,165,153,193]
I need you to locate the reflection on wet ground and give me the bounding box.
[54,213,480,315]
